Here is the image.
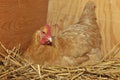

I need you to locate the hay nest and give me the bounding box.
[0,42,120,80]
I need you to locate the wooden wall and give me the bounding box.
[0,0,48,52]
[47,0,120,57]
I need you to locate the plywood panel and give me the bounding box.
[0,0,48,52]
[47,0,120,57]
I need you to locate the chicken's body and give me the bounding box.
[24,1,102,66]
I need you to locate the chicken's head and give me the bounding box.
[36,24,52,45]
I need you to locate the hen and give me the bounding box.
[24,1,102,66]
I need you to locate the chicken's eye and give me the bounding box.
[41,31,46,38]
[42,31,46,34]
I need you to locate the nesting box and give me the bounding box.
[0,0,120,79]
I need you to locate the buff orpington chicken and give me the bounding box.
[23,1,102,66]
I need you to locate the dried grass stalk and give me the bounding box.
[0,42,120,80]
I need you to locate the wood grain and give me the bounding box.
[47,0,120,57]
[0,0,48,52]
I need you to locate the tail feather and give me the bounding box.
[78,1,96,24]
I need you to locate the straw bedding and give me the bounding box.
[0,42,120,80]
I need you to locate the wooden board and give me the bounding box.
[47,0,120,57]
[0,0,48,52]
